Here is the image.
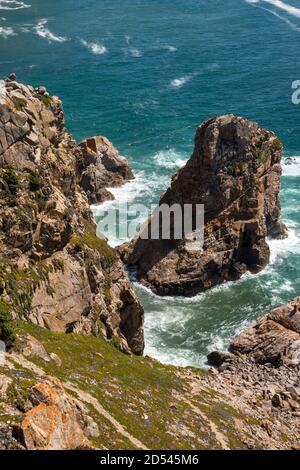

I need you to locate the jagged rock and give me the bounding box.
[124,115,286,296]
[229,297,300,367]
[13,377,92,450]
[79,136,134,205]
[0,79,144,355]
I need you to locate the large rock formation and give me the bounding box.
[229,297,300,367]
[0,78,144,355]
[124,115,287,296]
[79,136,134,205]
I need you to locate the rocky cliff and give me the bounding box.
[124,115,287,296]
[0,77,144,355]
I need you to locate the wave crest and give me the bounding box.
[153,149,187,170]
[34,19,67,43]
[81,39,107,55]
[170,75,193,88]
[0,24,15,38]
[0,0,31,10]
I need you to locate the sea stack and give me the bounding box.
[0,79,144,355]
[124,115,287,296]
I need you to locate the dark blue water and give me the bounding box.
[1,0,300,365]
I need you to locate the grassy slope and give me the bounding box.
[0,322,287,450]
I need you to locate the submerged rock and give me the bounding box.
[124,115,287,296]
[79,136,134,205]
[0,79,144,355]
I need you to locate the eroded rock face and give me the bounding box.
[79,136,134,205]
[124,115,286,296]
[0,78,144,355]
[13,377,92,450]
[229,297,300,367]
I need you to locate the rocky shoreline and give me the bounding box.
[0,78,299,450]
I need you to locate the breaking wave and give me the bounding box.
[0,25,15,37]
[34,19,67,43]
[81,39,107,55]
[282,156,300,176]
[170,75,193,88]
[153,149,187,170]
[0,0,31,10]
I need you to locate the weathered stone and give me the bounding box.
[79,135,134,205]
[207,351,234,367]
[124,115,286,296]
[13,378,92,450]
[230,297,300,367]
[22,334,52,363]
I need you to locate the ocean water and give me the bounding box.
[1,0,300,366]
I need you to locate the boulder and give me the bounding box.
[79,136,134,205]
[13,377,92,450]
[124,115,286,296]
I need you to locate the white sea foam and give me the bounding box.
[170,75,193,88]
[263,0,300,18]
[246,0,300,23]
[164,45,177,52]
[91,168,171,247]
[246,0,300,31]
[123,35,143,58]
[81,39,107,55]
[0,0,30,10]
[129,47,143,58]
[268,226,300,264]
[34,19,66,43]
[153,149,187,170]
[0,25,15,38]
[282,156,300,176]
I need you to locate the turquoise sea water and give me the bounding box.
[1,0,300,366]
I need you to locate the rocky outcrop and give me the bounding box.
[0,324,299,451]
[13,377,93,450]
[206,298,300,441]
[123,115,286,296]
[0,77,144,355]
[79,136,134,205]
[229,297,300,367]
